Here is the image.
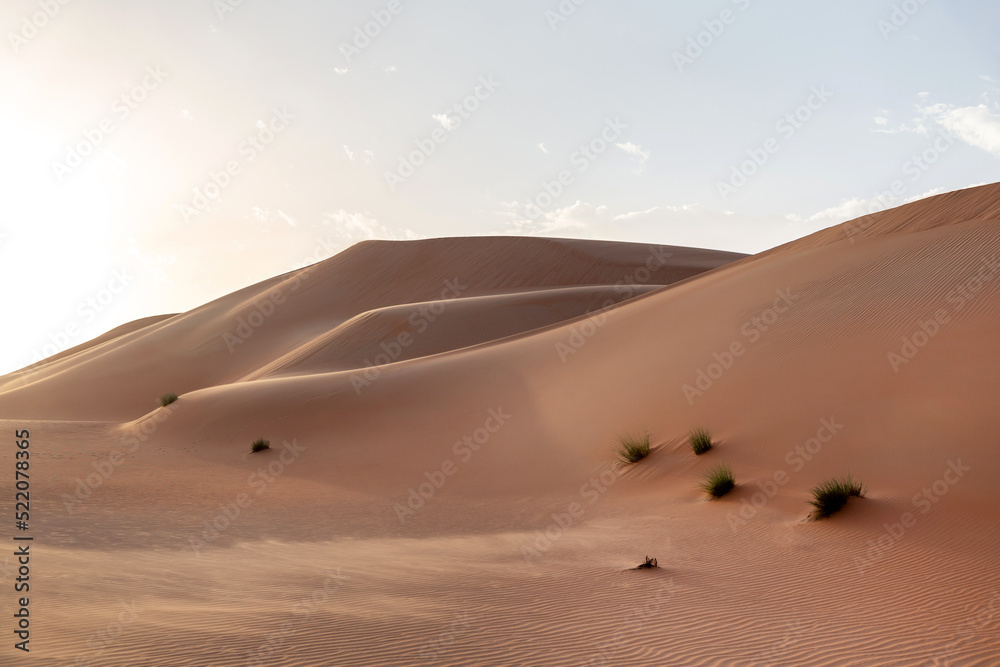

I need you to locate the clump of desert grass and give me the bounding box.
[251,438,271,453]
[809,474,866,519]
[689,427,712,455]
[615,431,650,465]
[701,462,735,498]
[633,556,658,569]
[159,393,178,407]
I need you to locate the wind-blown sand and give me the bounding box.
[3,186,1000,665]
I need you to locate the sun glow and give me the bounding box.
[0,103,131,372]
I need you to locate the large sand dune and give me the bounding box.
[3,185,1000,665]
[1,238,738,421]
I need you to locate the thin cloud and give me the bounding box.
[248,207,298,229]
[871,95,1000,153]
[322,209,420,242]
[494,187,988,255]
[928,102,1000,155]
[433,114,456,130]
[616,141,651,174]
[870,112,928,135]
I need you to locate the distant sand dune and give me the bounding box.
[0,238,740,421]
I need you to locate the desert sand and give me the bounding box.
[2,185,1000,665]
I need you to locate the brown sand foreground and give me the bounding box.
[3,186,1000,665]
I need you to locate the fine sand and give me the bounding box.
[2,186,1000,665]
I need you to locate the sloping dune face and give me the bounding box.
[0,237,742,420]
[5,186,1000,666]
[147,184,1000,480]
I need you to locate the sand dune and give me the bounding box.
[3,184,1000,665]
[0,237,739,421]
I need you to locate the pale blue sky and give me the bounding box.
[2,0,999,374]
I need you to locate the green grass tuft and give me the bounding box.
[701,462,735,498]
[159,393,178,407]
[251,438,271,453]
[809,474,866,519]
[615,431,650,465]
[689,427,712,455]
